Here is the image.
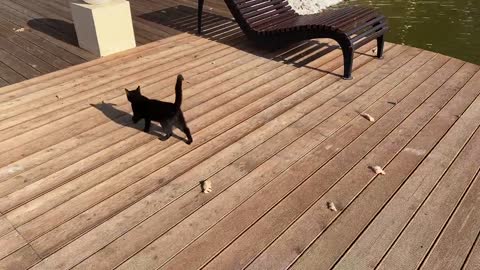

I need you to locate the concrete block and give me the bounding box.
[71,0,136,56]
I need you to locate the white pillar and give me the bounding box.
[71,0,136,56]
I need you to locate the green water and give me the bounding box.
[337,0,480,64]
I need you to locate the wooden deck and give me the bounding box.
[0,0,230,86]
[1,1,480,270]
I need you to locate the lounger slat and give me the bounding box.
[239,0,285,14]
[244,5,291,22]
[251,11,296,29]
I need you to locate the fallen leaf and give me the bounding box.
[371,165,386,175]
[201,180,212,193]
[361,113,375,122]
[327,201,338,212]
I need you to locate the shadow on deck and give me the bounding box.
[27,18,79,46]
[141,5,344,77]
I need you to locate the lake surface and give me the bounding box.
[337,0,480,64]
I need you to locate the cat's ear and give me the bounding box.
[125,88,130,94]
[136,86,141,93]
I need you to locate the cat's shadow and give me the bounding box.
[90,102,189,143]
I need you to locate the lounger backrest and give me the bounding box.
[224,0,297,32]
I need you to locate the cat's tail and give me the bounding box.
[174,74,184,108]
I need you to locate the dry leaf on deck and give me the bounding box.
[201,180,212,193]
[327,201,338,212]
[361,113,375,122]
[370,165,386,175]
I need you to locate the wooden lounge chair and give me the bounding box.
[197,0,388,79]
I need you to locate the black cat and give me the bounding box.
[125,74,193,145]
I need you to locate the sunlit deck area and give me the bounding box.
[1,1,480,270]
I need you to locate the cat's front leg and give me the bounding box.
[144,118,151,133]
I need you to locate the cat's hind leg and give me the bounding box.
[158,120,173,141]
[176,113,193,145]
[144,117,151,133]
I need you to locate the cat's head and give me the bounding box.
[125,86,141,102]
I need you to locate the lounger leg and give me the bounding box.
[377,35,385,59]
[198,0,204,34]
[339,41,354,80]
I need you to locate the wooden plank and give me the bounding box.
[0,0,233,88]
[35,0,71,19]
[0,49,41,79]
[0,3,85,60]
[0,215,14,238]
[1,43,216,135]
[0,0,94,60]
[0,78,8,88]
[79,45,414,270]
[420,171,480,270]
[0,42,242,164]
[0,61,25,84]
[0,31,192,98]
[334,72,480,270]
[463,234,480,270]
[0,16,84,66]
[0,23,71,69]
[0,34,193,101]
[0,41,247,158]
[374,131,480,269]
[2,35,238,129]
[3,40,262,187]
[129,2,183,37]
[0,34,240,116]
[0,230,27,260]
[0,48,259,186]
[0,38,318,169]
[167,52,459,270]
[0,245,40,270]
[136,47,427,270]
[0,45,252,210]
[18,40,344,245]
[0,36,58,74]
[12,0,71,23]
[0,46,251,182]
[288,63,479,270]
[0,35,208,115]
[5,42,340,225]
[0,128,144,198]
[25,41,373,269]
[0,51,253,168]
